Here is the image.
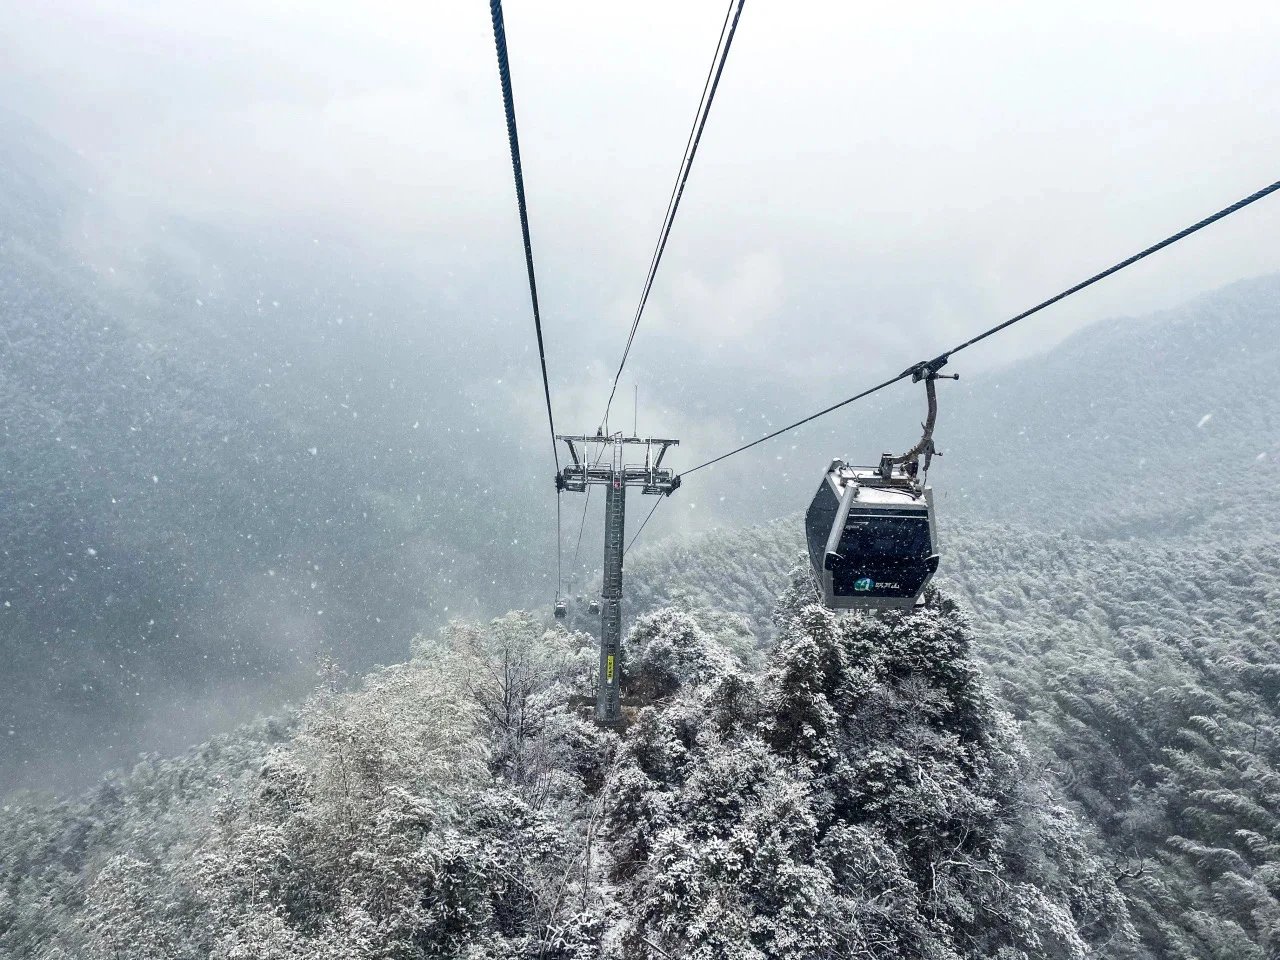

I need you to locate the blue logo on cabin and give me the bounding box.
[853,577,875,592]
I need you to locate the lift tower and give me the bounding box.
[556,433,680,724]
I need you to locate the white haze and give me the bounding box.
[4,0,1280,553]
[1,0,1279,792]
[0,2,1276,519]
[5,1,1280,378]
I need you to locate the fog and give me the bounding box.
[2,0,1279,791]
[8,1,1280,369]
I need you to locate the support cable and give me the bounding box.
[680,177,1280,478]
[625,497,665,555]
[602,0,747,430]
[489,0,560,474]
[489,0,563,595]
[570,485,592,580]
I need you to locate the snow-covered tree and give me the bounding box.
[606,582,1133,959]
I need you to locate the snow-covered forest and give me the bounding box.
[623,516,1280,956]
[4,583,1137,957]
[6,506,1280,955]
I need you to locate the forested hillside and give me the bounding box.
[6,500,1280,956]
[2,588,1135,958]
[953,524,1280,958]
[617,515,1280,958]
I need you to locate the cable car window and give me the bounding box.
[842,516,931,559]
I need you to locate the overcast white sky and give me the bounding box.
[3,0,1279,424]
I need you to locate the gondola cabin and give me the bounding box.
[554,600,567,619]
[805,459,939,610]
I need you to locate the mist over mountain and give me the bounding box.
[0,114,553,788]
[5,0,1280,954]
[937,274,1280,537]
[4,0,1280,954]
[0,109,862,789]
[4,93,1280,960]
[4,97,1279,795]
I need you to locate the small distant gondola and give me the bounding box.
[805,362,953,610]
[588,598,601,616]
[554,599,567,619]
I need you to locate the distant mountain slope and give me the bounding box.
[0,118,549,791]
[650,273,1280,549]
[935,274,1280,537]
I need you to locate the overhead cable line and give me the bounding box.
[489,0,564,596]
[625,179,1280,556]
[931,178,1280,364]
[625,497,665,556]
[489,0,560,474]
[680,177,1280,478]
[601,0,747,431]
[570,485,593,577]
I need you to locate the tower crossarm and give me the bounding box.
[555,434,680,496]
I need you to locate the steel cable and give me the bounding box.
[625,497,665,555]
[489,0,563,595]
[681,178,1280,478]
[602,0,747,431]
[490,0,560,474]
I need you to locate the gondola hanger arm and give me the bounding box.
[881,365,958,480]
